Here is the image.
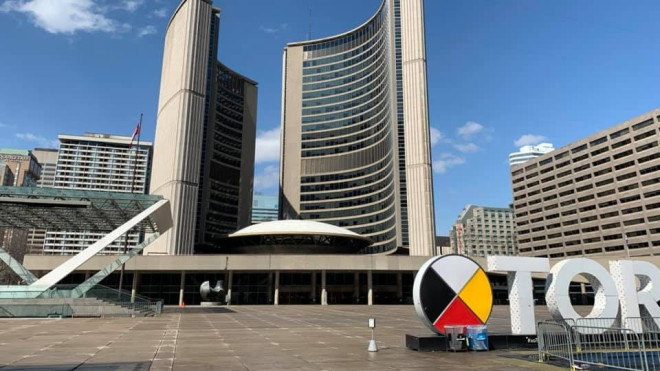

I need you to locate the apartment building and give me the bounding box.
[449,205,517,257]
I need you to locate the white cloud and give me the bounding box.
[429,127,444,146]
[259,23,287,34]
[15,133,58,148]
[254,165,279,191]
[514,134,548,147]
[432,153,465,174]
[0,0,131,34]
[456,121,483,139]
[151,7,166,18]
[137,24,155,37]
[119,0,142,12]
[255,128,280,164]
[453,143,480,153]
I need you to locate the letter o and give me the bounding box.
[546,259,619,334]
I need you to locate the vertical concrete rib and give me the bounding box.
[147,0,212,255]
[400,0,436,255]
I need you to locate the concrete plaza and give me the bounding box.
[0,305,560,370]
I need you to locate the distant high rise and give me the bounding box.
[33,148,58,188]
[280,0,436,254]
[0,149,41,187]
[252,194,279,224]
[26,148,59,254]
[42,133,152,255]
[509,143,555,167]
[147,0,257,255]
[449,205,518,257]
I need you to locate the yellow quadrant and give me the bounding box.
[457,269,492,323]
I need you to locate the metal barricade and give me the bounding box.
[571,326,646,371]
[576,317,622,331]
[537,321,574,367]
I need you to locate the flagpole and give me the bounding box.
[119,113,143,300]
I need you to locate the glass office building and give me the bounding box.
[280,0,435,254]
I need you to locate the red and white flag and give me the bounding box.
[129,120,141,148]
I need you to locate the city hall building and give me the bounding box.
[16,0,447,306]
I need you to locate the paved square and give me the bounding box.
[0,305,559,370]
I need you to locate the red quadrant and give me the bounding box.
[433,296,484,334]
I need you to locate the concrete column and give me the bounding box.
[179,271,186,306]
[367,270,373,306]
[396,272,403,303]
[321,270,327,306]
[226,271,233,305]
[131,271,140,304]
[267,272,273,303]
[274,270,280,306]
[311,272,317,303]
[84,270,91,280]
[353,272,360,304]
[580,282,588,305]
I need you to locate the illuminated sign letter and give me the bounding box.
[487,256,549,335]
[546,259,619,334]
[610,260,660,333]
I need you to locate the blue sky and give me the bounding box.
[0,0,658,235]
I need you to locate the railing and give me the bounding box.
[538,318,660,371]
[0,284,162,318]
[537,321,574,367]
[0,304,73,318]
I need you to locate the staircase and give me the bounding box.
[0,297,156,318]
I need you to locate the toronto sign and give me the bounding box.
[413,255,660,335]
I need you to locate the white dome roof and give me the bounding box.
[229,220,369,241]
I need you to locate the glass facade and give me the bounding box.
[294,1,400,253]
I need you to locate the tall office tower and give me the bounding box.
[449,205,518,257]
[512,109,660,258]
[251,194,279,224]
[26,148,59,254]
[509,143,555,167]
[148,0,257,255]
[43,133,152,255]
[280,0,436,254]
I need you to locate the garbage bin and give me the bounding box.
[444,325,467,351]
[467,325,488,351]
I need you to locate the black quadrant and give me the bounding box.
[420,267,457,323]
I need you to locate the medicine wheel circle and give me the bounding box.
[413,255,493,334]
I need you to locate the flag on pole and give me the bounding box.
[129,120,141,148]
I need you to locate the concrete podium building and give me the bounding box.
[148,0,257,255]
[280,0,436,255]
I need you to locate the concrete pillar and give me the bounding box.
[274,270,280,306]
[396,272,403,303]
[267,272,273,303]
[353,272,360,303]
[311,272,317,303]
[367,270,373,306]
[321,270,327,306]
[580,282,588,305]
[84,270,91,280]
[178,271,186,306]
[131,271,140,304]
[226,271,233,305]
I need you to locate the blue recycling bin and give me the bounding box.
[467,325,488,351]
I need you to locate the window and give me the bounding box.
[634,129,656,141]
[572,144,588,154]
[590,136,607,147]
[611,139,631,150]
[632,118,654,131]
[610,128,629,140]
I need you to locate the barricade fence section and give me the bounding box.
[538,317,660,371]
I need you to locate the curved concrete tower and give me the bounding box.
[147,0,212,255]
[280,0,436,255]
[400,0,436,256]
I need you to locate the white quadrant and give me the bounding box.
[430,255,480,293]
